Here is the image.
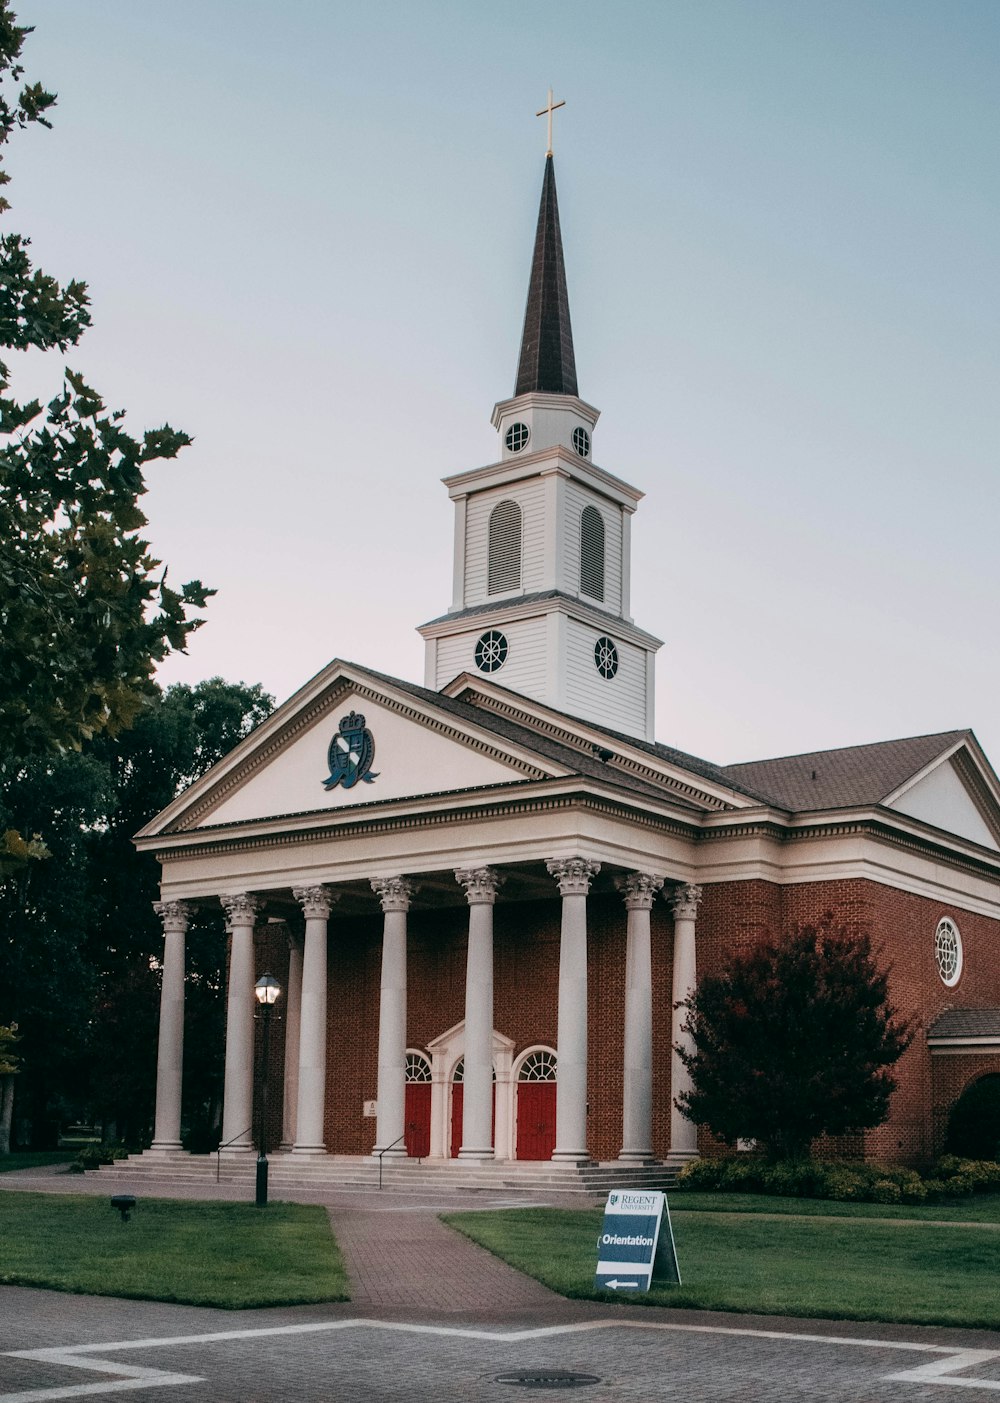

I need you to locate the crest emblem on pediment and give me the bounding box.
[323,710,379,791]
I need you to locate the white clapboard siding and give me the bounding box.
[561,482,623,614]
[564,619,647,736]
[434,617,550,696]
[464,479,546,607]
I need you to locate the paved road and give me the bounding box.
[3,1165,1000,1401]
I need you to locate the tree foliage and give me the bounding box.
[0,2,212,761]
[0,679,273,1147]
[677,915,913,1161]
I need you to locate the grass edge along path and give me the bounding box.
[442,1206,1000,1331]
[0,1192,349,1309]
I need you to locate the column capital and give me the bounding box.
[615,872,664,911]
[292,884,338,920]
[670,883,703,921]
[153,899,191,934]
[371,876,416,913]
[547,857,600,896]
[455,867,501,905]
[220,892,259,929]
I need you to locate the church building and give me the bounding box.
[134,145,1000,1186]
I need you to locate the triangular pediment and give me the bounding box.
[885,742,1000,852]
[138,662,559,837]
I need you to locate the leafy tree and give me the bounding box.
[0,679,273,1147]
[0,2,212,763]
[677,915,912,1161]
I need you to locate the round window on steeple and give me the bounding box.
[594,636,619,679]
[573,426,590,458]
[475,630,508,673]
[505,422,530,453]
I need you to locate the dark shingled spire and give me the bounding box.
[514,155,578,397]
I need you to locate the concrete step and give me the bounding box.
[96,1153,678,1196]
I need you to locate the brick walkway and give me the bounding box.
[330,1204,559,1313]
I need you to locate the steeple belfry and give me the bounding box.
[514,155,578,397]
[418,145,662,742]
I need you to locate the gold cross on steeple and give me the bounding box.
[536,88,566,156]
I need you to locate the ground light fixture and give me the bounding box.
[254,973,282,1206]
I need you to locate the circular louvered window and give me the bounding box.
[505,422,530,453]
[475,629,508,673]
[572,426,590,458]
[405,1051,431,1083]
[518,1049,557,1082]
[935,918,963,987]
[594,636,619,679]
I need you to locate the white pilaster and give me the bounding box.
[292,884,337,1155]
[279,929,304,1150]
[220,893,259,1151]
[150,900,190,1152]
[616,871,663,1162]
[455,867,500,1160]
[547,857,600,1162]
[669,883,703,1164]
[371,876,415,1158]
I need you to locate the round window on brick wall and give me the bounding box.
[934,917,963,987]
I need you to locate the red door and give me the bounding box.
[517,1082,556,1160]
[450,1081,496,1158]
[450,1083,463,1158]
[404,1082,431,1158]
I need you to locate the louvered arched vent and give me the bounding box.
[580,505,605,601]
[488,499,522,594]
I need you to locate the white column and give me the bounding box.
[292,884,337,1154]
[547,857,600,1162]
[455,867,500,1160]
[616,871,663,1162]
[669,883,703,1164]
[220,893,259,1151]
[150,900,190,1152]
[279,929,304,1150]
[371,876,415,1158]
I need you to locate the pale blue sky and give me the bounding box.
[9,0,1000,766]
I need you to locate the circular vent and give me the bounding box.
[475,629,508,673]
[594,636,619,679]
[934,917,963,987]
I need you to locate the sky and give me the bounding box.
[8,0,1000,767]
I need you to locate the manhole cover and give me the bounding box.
[495,1370,601,1389]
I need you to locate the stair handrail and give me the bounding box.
[215,1127,253,1183]
[374,1133,406,1190]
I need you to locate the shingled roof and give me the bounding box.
[927,1009,1000,1040]
[721,731,970,812]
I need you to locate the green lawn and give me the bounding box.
[443,1206,1000,1330]
[0,1193,349,1308]
[0,1152,73,1173]
[672,1190,1000,1224]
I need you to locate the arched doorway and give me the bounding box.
[515,1048,557,1160]
[404,1051,432,1158]
[946,1073,1000,1160]
[450,1058,496,1158]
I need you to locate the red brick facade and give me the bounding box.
[249,875,1000,1167]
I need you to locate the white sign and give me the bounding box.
[594,1188,681,1292]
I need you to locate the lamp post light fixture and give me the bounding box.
[254,972,282,1207]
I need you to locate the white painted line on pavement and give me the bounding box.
[4,1315,1000,1399]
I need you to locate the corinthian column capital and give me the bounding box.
[670,883,703,921]
[153,900,191,934]
[547,857,600,897]
[615,872,664,911]
[292,884,337,920]
[455,867,501,905]
[220,892,260,929]
[371,876,416,913]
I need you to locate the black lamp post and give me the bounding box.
[254,972,281,1207]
